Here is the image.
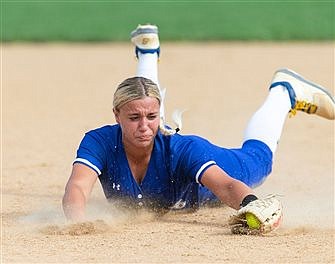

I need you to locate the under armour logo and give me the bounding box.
[112,183,120,191]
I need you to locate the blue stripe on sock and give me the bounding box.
[135,47,160,58]
[270,81,296,108]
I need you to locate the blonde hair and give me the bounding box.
[113,77,181,135]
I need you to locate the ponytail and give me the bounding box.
[159,109,185,136]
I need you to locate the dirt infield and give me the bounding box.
[2,42,334,263]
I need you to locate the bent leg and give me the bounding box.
[244,68,335,154]
[131,24,165,121]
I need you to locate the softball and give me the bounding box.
[246,212,261,229]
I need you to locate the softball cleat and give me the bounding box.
[131,24,160,57]
[270,68,335,120]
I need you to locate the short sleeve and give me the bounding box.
[172,135,217,184]
[73,131,107,175]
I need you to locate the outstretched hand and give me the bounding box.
[229,195,283,235]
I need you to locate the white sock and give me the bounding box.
[136,52,159,86]
[136,52,166,120]
[243,86,292,154]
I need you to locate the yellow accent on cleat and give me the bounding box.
[289,100,318,118]
[272,69,335,120]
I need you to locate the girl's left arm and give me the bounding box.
[200,165,255,210]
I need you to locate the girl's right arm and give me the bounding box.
[62,163,98,222]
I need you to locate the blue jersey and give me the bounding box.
[74,125,272,210]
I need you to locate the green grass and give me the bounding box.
[2,1,334,42]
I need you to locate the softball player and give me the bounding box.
[63,25,334,231]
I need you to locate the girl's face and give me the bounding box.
[114,97,160,149]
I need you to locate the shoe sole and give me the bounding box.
[275,68,335,104]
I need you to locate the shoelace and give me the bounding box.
[289,100,318,118]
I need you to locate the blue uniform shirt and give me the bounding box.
[74,125,272,210]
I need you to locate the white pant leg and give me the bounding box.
[243,86,291,154]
